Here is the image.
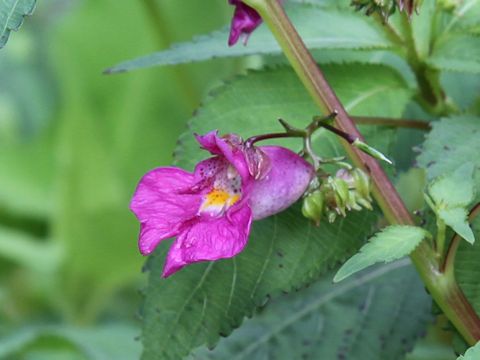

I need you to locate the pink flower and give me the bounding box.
[130,131,314,277]
[228,0,263,46]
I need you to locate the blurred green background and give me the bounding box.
[0,0,240,358]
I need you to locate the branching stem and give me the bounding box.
[243,0,480,345]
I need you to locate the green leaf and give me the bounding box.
[142,64,413,360]
[456,217,480,316]
[411,0,436,60]
[106,4,394,73]
[334,226,429,282]
[440,0,480,35]
[428,34,480,73]
[428,163,475,209]
[143,210,377,360]
[418,117,478,244]
[0,324,141,360]
[457,341,480,359]
[438,208,475,244]
[191,261,432,360]
[0,0,36,49]
[417,115,480,203]
[175,64,412,166]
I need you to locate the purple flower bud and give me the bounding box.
[130,131,314,277]
[228,0,263,46]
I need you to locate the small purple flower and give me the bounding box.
[130,131,314,277]
[228,0,263,46]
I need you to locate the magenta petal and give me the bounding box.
[195,130,221,155]
[228,1,263,46]
[249,146,314,220]
[195,131,251,187]
[162,206,253,277]
[130,167,202,255]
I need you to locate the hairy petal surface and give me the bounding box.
[163,206,253,277]
[249,146,314,220]
[130,167,202,255]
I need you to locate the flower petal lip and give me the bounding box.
[249,146,315,220]
[162,205,253,277]
[130,167,202,255]
[195,130,252,192]
[228,0,263,46]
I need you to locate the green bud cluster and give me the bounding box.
[351,0,423,19]
[302,168,373,225]
[351,0,397,19]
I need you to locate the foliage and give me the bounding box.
[191,260,432,360]
[0,0,35,49]
[427,163,476,244]
[334,225,430,282]
[457,341,480,360]
[107,3,392,73]
[2,0,480,359]
[141,61,414,359]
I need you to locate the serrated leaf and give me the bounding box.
[141,64,413,360]
[428,34,480,73]
[423,146,476,245]
[107,4,394,73]
[457,341,480,359]
[334,226,429,282]
[175,64,412,165]
[143,209,377,360]
[0,0,36,49]
[439,208,475,244]
[417,115,480,203]
[191,260,432,360]
[428,163,475,209]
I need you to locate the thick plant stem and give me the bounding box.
[243,0,480,345]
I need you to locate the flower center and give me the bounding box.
[201,189,240,211]
[199,165,242,216]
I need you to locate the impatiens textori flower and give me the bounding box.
[228,0,263,46]
[130,131,314,277]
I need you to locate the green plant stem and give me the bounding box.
[352,116,431,131]
[397,12,452,116]
[244,0,480,345]
[443,203,480,275]
[436,218,447,261]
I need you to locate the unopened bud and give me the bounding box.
[351,0,396,20]
[302,190,325,225]
[353,139,392,165]
[346,191,363,211]
[352,168,372,201]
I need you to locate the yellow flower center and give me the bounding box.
[200,189,240,214]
